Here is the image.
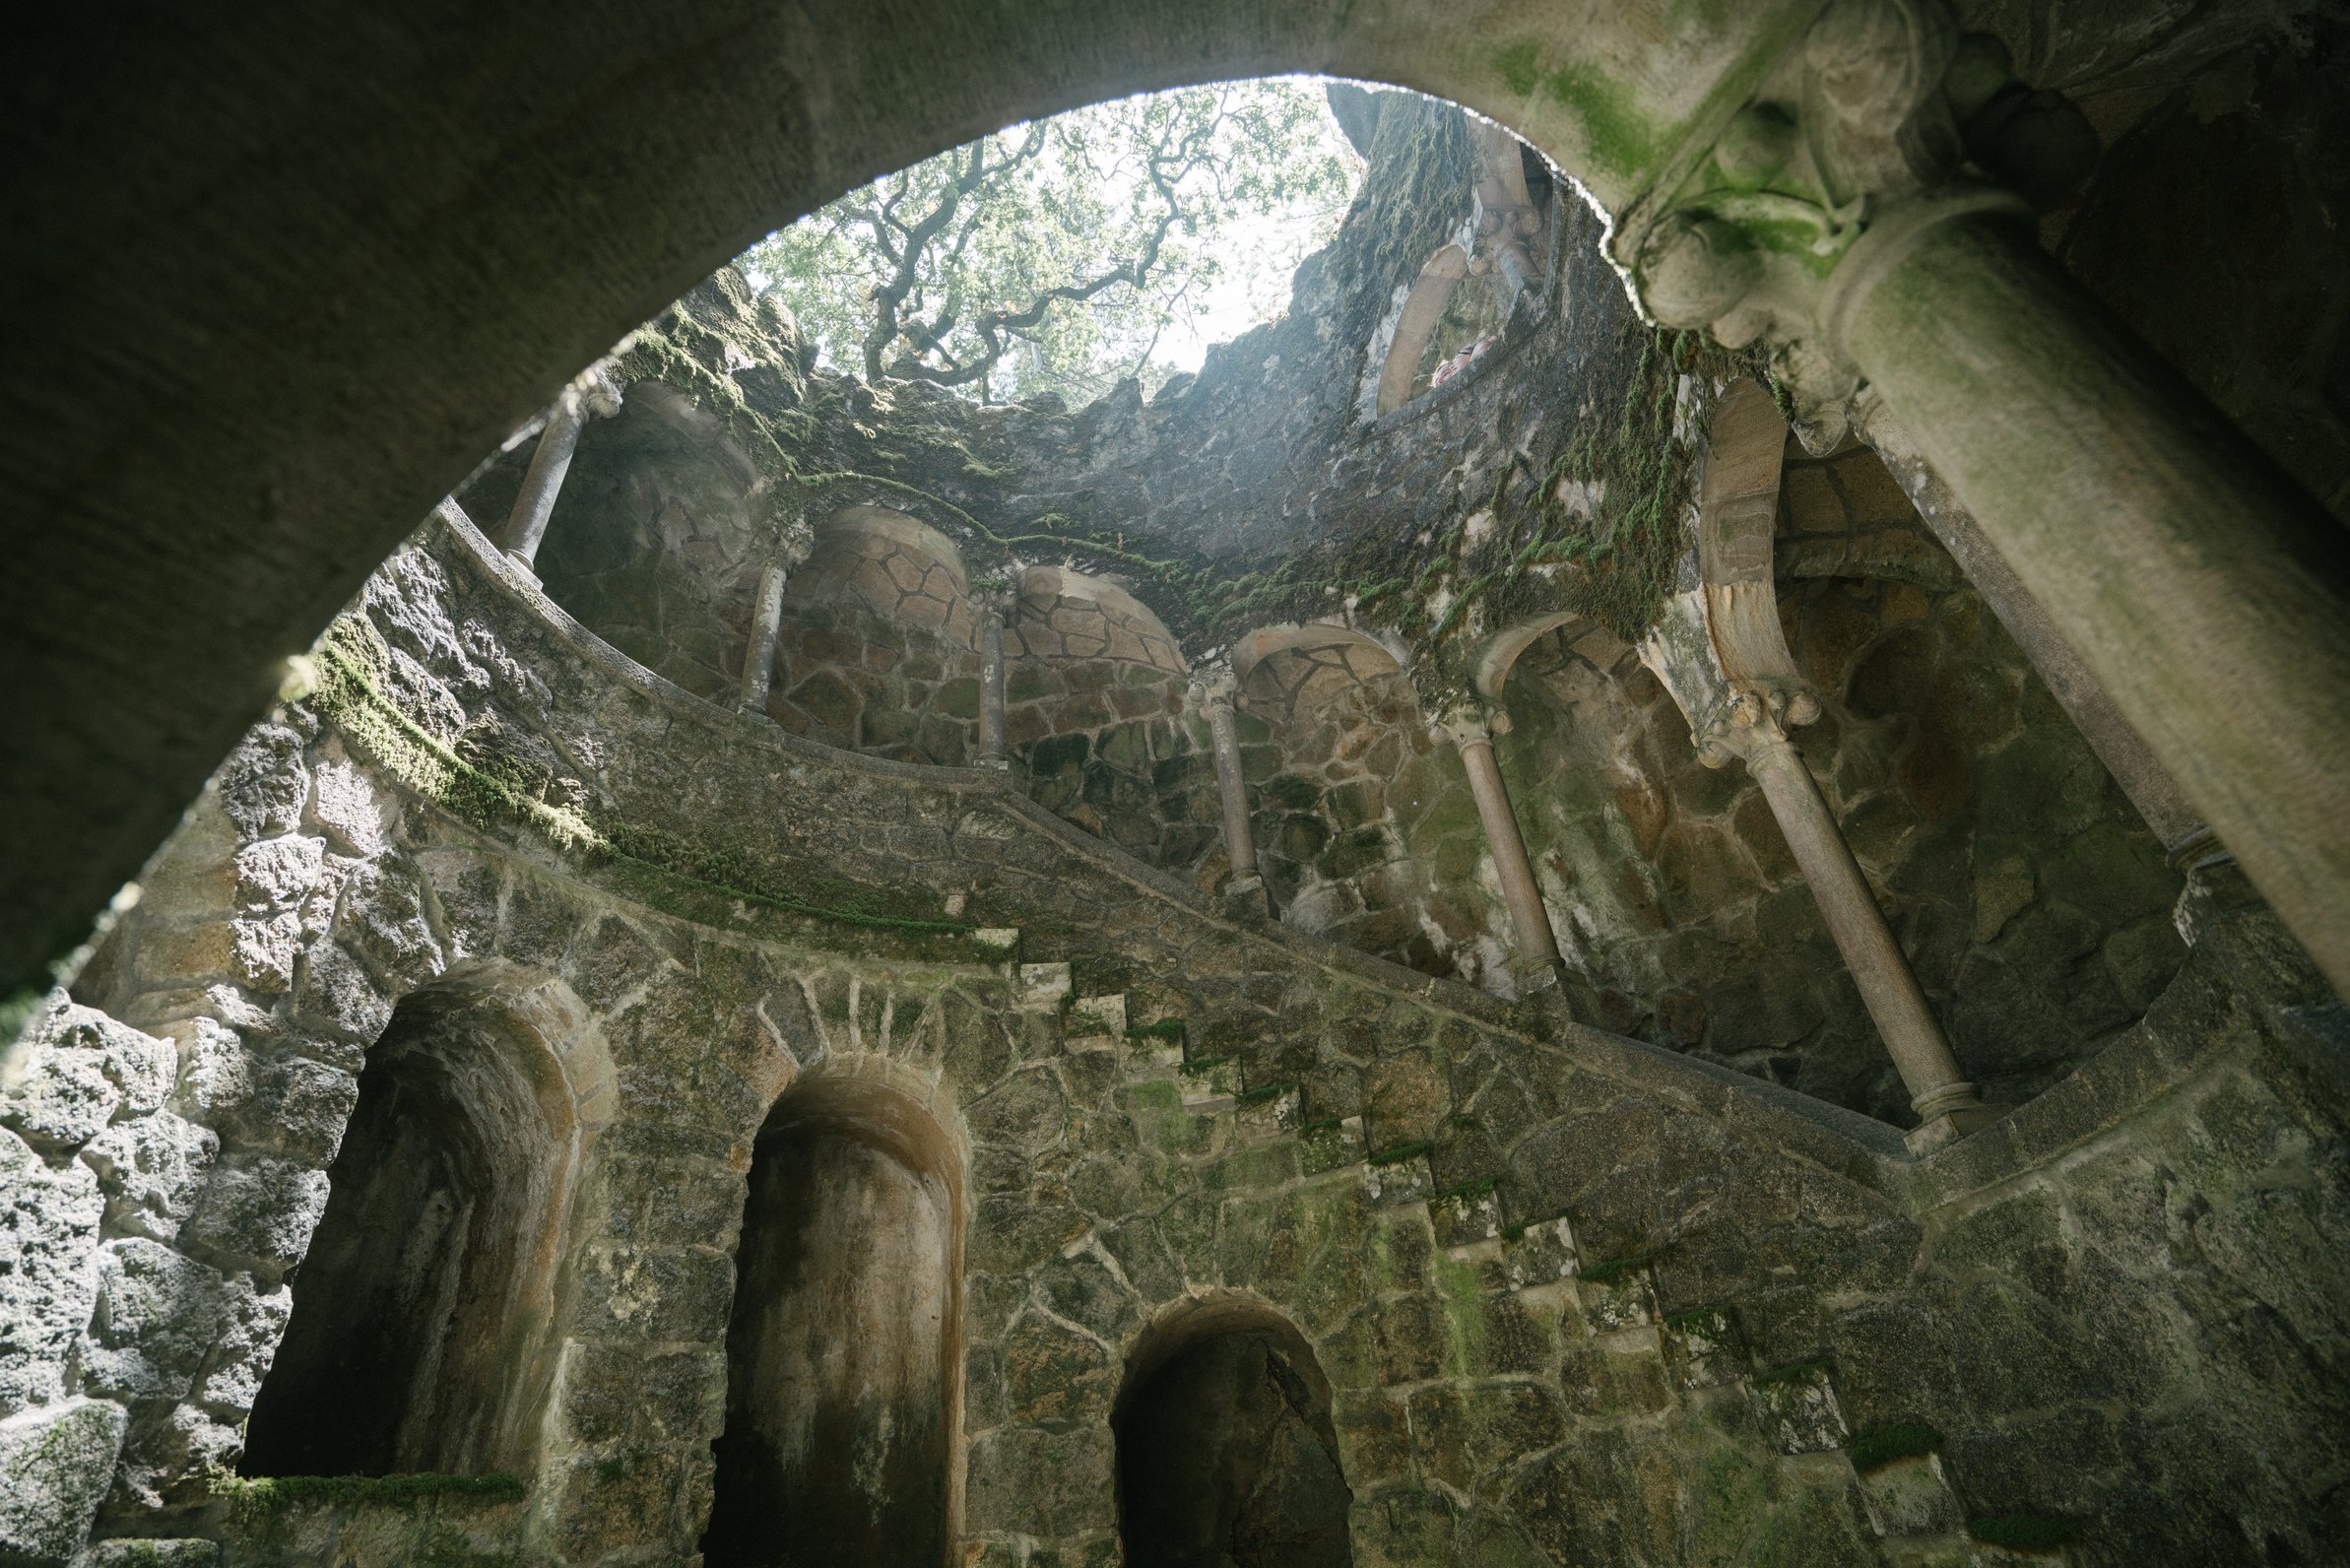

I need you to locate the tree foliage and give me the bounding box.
[742,81,1357,406]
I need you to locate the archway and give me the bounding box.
[240,975,594,1477]
[3,4,1822,1002]
[1113,1293,1351,1568]
[702,1063,966,1568]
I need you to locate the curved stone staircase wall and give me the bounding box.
[2,510,2340,1568]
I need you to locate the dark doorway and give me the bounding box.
[242,990,578,1477]
[702,1076,962,1567]
[1115,1319,1352,1568]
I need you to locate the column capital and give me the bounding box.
[1619,0,2093,442]
[1189,669,1239,717]
[568,359,626,421]
[1430,705,1505,751]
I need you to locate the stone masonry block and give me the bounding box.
[0,1398,127,1566]
[1299,1115,1366,1175]
[1503,1215,1578,1291]
[1662,1305,1749,1390]
[1748,1362,1851,1455]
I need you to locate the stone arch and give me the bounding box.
[12,2,1901,1008]
[1111,1291,1351,1568]
[1011,565,1186,674]
[1001,565,1194,857]
[766,506,984,760]
[1696,375,1809,707]
[1373,242,1472,417]
[703,1053,967,1568]
[1230,622,1452,965]
[1474,610,1636,704]
[786,505,979,649]
[240,962,611,1478]
[1232,623,1407,717]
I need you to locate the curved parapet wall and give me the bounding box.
[1012,565,1187,675]
[789,506,979,648]
[764,506,984,762]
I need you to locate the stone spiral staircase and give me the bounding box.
[994,952,2062,1566]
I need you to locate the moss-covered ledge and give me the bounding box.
[200,1472,530,1567]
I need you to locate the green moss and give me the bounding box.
[213,1470,527,1524]
[1235,1081,1295,1107]
[1541,61,1663,179]
[1750,1356,1834,1389]
[1433,1176,1501,1205]
[1576,1254,1650,1285]
[1367,1140,1432,1167]
[1494,41,1543,98]
[1845,1420,1943,1472]
[1969,1514,2088,1551]
[313,628,973,941]
[1663,1304,1734,1334]
[1125,1017,1186,1040]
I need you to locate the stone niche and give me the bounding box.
[702,1066,964,1567]
[1113,1296,1352,1568]
[240,980,595,1478]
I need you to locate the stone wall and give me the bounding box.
[438,85,2216,1129]
[0,509,2333,1567]
[1484,440,2185,1121]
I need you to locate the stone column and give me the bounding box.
[1621,7,2350,995]
[1436,708,1566,992]
[1193,676,1265,914]
[1642,588,1995,1151]
[1737,708,1985,1136]
[1830,210,2350,983]
[736,559,789,714]
[978,608,1009,769]
[1858,395,2204,853]
[496,364,623,582]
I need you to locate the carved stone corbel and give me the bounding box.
[1620,0,2093,445]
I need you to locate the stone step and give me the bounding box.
[1066,992,1127,1041]
[1015,961,1072,1011]
[1178,1054,1241,1110]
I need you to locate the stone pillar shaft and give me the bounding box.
[1452,726,1563,976]
[497,392,587,570]
[1838,208,2350,996]
[1203,699,1258,882]
[1860,402,2203,852]
[736,561,788,714]
[979,616,1008,764]
[1743,729,1976,1119]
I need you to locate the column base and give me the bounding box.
[1219,875,1272,922]
[975,756,1012,774]
[1904,1101,2013,1155]
[2173,845,2261,948]
[501,550,543,589]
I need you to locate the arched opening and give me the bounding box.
[1113,1293,1351,1568]
[240,979,589,1477]
[703,1065,965,1568]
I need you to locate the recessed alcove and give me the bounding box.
[701,1067,965,1568]
[1114,1295,1352,1568]
[240,980,591,1478]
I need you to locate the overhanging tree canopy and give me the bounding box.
[742,81,1358,406]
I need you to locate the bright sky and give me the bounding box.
[1151,85,1362,372]
[745,79,1364,391]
